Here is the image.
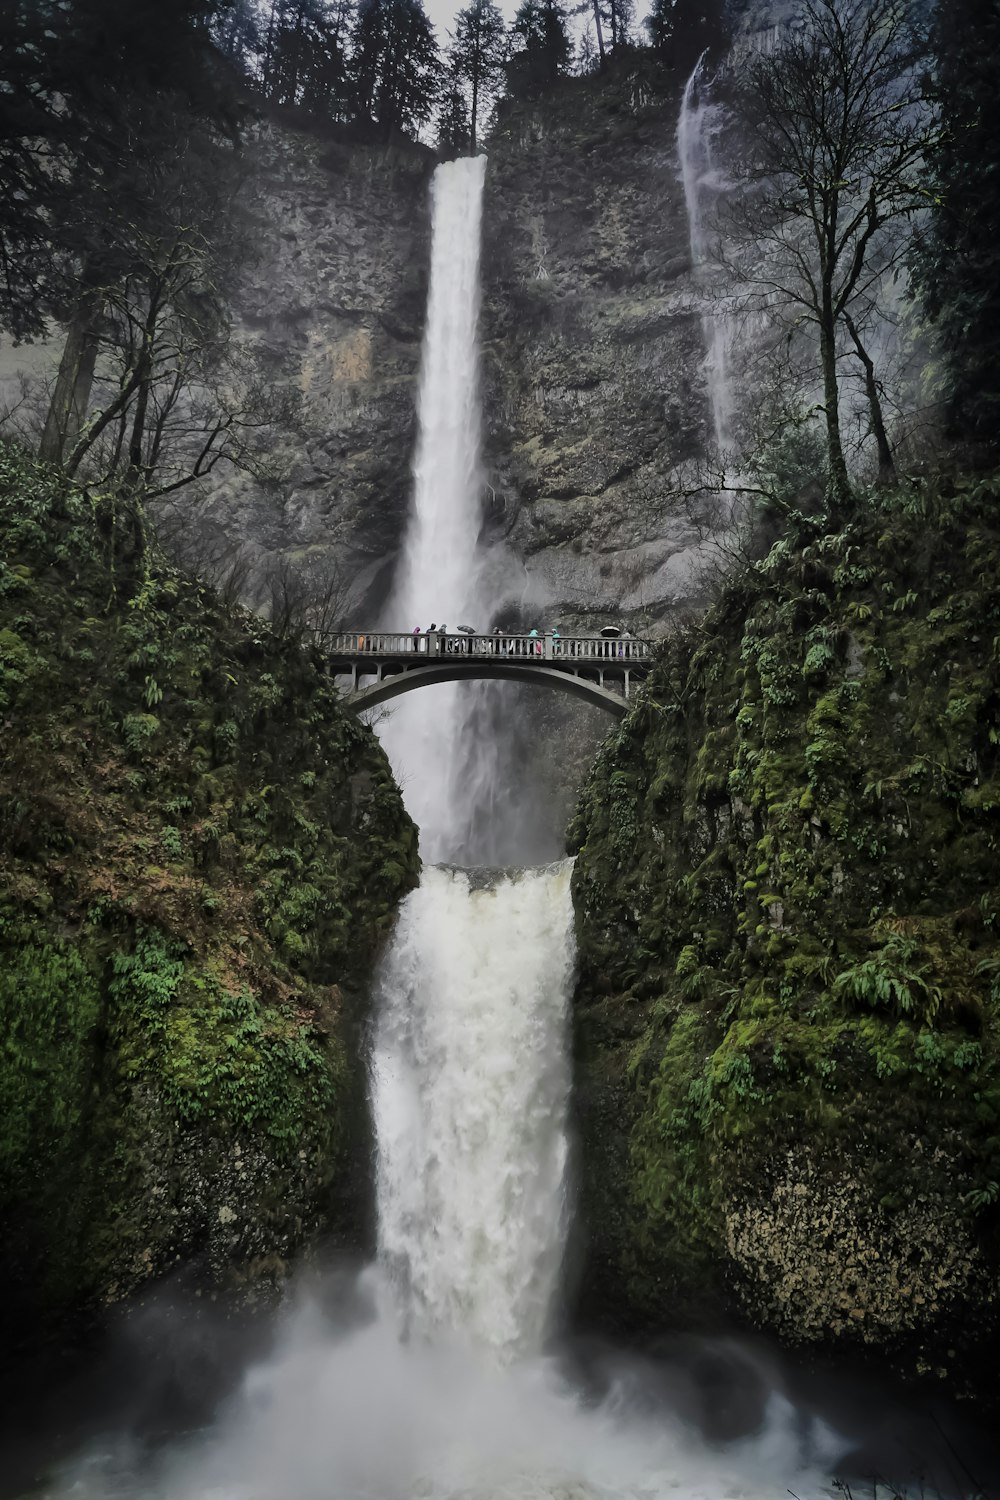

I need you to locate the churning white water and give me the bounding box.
[678,55,735,454]
[372,863,574,1356]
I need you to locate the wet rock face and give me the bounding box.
[480,81,713,627]
[207,124,435,617]
[724,1144,988,1361]
[210,76,715,631]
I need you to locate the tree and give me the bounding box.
[507,0,571,97]
[0,0,237,344]
[0,0,244,473]
[444,0,507,152]
[576,22,601,74]
[350,0,440,138]
[438,61,473,154]
[259,0,353,115]
[299,0,356,116]
[602,0,633,51]
[915,0,1000,454]
[732,0,930,512]
[53,131,293,515]
[646,0,727,68]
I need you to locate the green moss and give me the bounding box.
[0,440,420,1337]
[0,925,103,1203]
[109,933,338,1148]
[571,475,1000,1387]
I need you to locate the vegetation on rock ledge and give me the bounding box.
[0,443,418,1343]
[569,475,1000,1403]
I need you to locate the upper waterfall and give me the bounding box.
[378,155,493,864]
[391,155,487,632]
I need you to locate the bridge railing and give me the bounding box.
[325,630,653,662]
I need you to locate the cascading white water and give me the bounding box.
[378,155,494,863]
[678,55,736,454]
[373,155,574,1360]
[372,863,574,1355]
[392,157,486,630]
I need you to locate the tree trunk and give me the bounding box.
[122,344,154,497]
[39,287,103,467]
[592,0,606,65]
[844,311,895,485]
[819,298,852,516]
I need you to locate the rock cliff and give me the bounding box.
[0,443,418,1347]
[478,73,711,628]
[202,122,435,619]
[197,70,713,632]
[569,475,1000,1406]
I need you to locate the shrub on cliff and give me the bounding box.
[0,442,418,1343]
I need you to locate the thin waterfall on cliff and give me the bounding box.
[678,54,735,454]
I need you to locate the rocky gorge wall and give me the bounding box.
[568,475,1000,1408]
[0,444,418,1347]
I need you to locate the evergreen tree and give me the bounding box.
[444,0,507,151]
[437,61,473,153]
[916,0,1000,452]
[262,0,354,114]
[507,0,571,96]
[0,0,237,343]
[211,0,261,68]
[351,0,440,138]
[645,0,727,67]
[576,22,601,73]
[604,0,634,50]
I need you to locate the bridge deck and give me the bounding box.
[324,630,654,717]
[326,629,651,670]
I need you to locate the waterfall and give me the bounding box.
[372,863,574,1356]
[378,155,492,864]
[391,156,486,636]
[373,158,574,1357]
[678,54,735,455]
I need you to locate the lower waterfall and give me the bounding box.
[372,864,574,1357]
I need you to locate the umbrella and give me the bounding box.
[456,624,476,634]
[600,625,621,638]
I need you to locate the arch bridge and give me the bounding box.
[325,630,653,718]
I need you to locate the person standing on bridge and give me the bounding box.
[412,626,421,652]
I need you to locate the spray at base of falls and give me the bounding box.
[678,54,736,456]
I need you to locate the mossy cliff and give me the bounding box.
[0,446,418,1343]
[569,478,1000,1402]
